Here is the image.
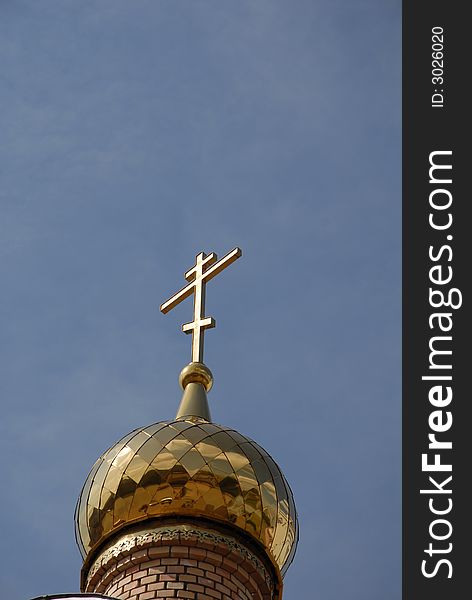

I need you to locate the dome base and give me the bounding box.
[83,519,281,600]
[76,419,298,576]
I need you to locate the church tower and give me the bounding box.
[75,248,298,600]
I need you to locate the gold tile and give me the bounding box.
[219,475,241,499]
[246,508,262,538]
[239,441,263,462]
[197,422,224,435]
[100,509,114,534]
[181,425,209,445]
[113,494,134,526]
[129,485,154,519]
[226,430,250,445]
[189,464,216,486]
[166,436,194,461]
[111,445,135,471]
[102,430,137,463]
[195,439,223,461]
[143,422,168,437]
[261,453,282,482]
[168,420,194,434]
[88,507,103,545]
[235,463,258,492]
[180,448,207,477]
[262,505,276,531]
[149,448,178,471]
[260,481,277,512]
[103,464,124,493]
[272,475,288,504]
[261,515,275,546]
[115,475,137,499]
[165,462,188,488]
[271,517,288,557]
[226,450,250,472]
[88,479,104,511]
[127,430,153,452]
[243,487,262,511]
[153,425,180,447]
[208,456,235,481]
[99,488,115,511]
[209,431,237,453]
[251,458,272,484]
[136,438,163,463]
[124,455,150,484]
[198,486,227,513]
[140,466,165,487]
[148,483,175,509]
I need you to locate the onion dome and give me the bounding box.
[75,249,298,579]
[75,363,298,576]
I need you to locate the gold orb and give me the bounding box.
[75,419,298,575]
[179,362,213,391]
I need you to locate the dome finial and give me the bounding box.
[160,247,242,420]
[175,361,213,421]
[160,247,242,363]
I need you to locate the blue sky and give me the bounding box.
[0,2,400,599]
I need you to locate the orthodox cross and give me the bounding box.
[160,247,242,363]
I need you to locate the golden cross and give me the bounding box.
[160,247,242,363]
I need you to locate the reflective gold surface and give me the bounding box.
[179,362,213,392]
[75,419,298,575]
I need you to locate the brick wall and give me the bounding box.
[83,522,279,600]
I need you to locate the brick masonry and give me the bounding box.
[83,522,280,600]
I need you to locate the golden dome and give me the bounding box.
[75,417,298,575]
